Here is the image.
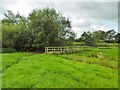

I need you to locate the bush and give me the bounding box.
[2,48,16,53]
[84,38,97,47]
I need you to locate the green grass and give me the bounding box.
[2,52,32,72]
[60,47,118,69]
[2,51,118,88]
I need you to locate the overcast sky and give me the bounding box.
[0,0,119,38]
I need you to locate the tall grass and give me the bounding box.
[60,47,118,69]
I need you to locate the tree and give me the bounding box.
[2,21,21,48]
[115,33,120,43]
[2,10,25,25]
[93,30,106,42]
[83,31,97,46]
[15,8,76,52]
[80,31,88,42]
[79,31,104,46]
[2,10,27,50]
[105,29,116,43]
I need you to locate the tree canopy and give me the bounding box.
[76,30,118,46]
[2,8,76,52]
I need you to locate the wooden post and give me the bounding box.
[54,47,55,53]
[45,47,48,54]
[60,47,62,53]
[45,47,46,53]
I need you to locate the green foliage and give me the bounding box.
[97,43,119,47]
[115,33,120,43]
[2,52,118,88]
[2,48,16,53]
[2,10,26,50]
[2,10,24,25]
[78,30,118,46]
[2,22,22,48]
[93,30,106,41]
[82,31,97,46]
[2,8,75,52]
[105,29,116,41]
[25,8,75,51]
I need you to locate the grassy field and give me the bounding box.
[1,47,118,88]
[60,47,118,69]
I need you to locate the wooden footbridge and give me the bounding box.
[45,46,89,54]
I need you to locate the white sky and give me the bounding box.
[0,0,119,38]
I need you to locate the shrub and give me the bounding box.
[2,48,16,53]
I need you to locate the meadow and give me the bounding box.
[1,47,118,88]
[60,47,118,69]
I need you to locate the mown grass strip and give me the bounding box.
[2,54,118,88]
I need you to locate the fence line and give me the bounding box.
[45,46,89,54]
